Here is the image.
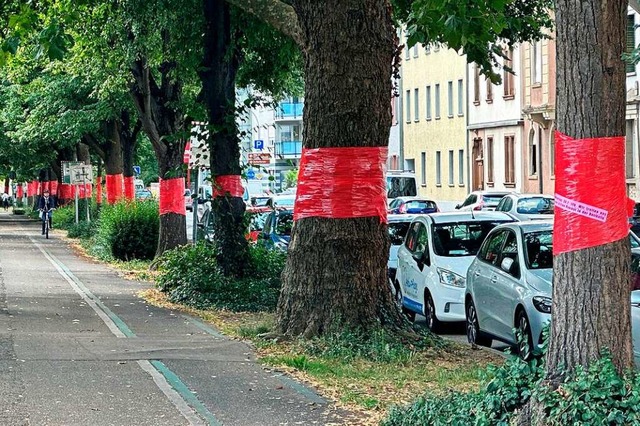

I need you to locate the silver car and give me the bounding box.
[455,191,512,212]
[467,221,640,362]
[495,193,554,221]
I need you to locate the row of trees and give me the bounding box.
[1,1,634,421]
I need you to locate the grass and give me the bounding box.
[139,288,502,424]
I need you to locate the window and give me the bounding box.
[480,230,507,265]
[448,150,454,185]
[505,135,516,185]
[436,151,442,185]
[457,79,464,116]
[503,49,515,97]
[458,149,464,185]
[448,81,454,117]
[628,15,636,73]
[487,137,494,184]
[414,88,420,121]
[486,77,493,102]
[405,222,428,257]
[474,64,480,104]
[421,152,427,186]
[529,129,537,176]
[405,89,411,123]
[426,85,432,120]
[532,41,542,84]
[404,32,410,60]
[627,119,636,178]
[435,84,441,119]
[500,232,521,278]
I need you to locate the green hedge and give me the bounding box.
[156,243,286,312]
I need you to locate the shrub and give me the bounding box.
[95,200,159,261]
[67,220,97,239]
[156,243,286,312]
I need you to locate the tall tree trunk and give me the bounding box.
[200,0,248,276]
[120,110,141,200]
[276,0,404,337]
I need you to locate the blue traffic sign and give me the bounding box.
[133,166,141,175]
[247,169,256,179]
[254,140,264,150]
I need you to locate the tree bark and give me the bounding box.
[200,0,249,276]
[276,0,405,337]
[225,0,305,47]
[120,110,141,200]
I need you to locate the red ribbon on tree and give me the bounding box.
[213,175,244,198]
[106,174,124,204]
[27,181,35,197]
[294,146,388,223]
[58,184,72,200]
[50,180,59,196]
[554,131,633,254]
[96,177,103,204]
[159,177,186,216]
[16,184,23,199]
[124,176,135,200]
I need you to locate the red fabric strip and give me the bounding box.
[96,177,103,204]
[213,175,244,198]
[106,174,124,204]
[554,131,630,254]
[294,146,388,223]
[42,181,50,193]
[16,184,23,199]
[58,184,72,200]
[124,176,135,200]
[50,180,59,195]
[159,177,186,216]
[27,181,36,197]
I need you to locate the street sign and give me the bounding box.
[246,169,256,179]
[133,165,141,175]
[62,161,84,184]
[248,153,271,165]
[254,140,264,150]
[69,165,93,185]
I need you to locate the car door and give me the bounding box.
[471,229,508,332]
[397,220,430,314]
[490,230,523,341]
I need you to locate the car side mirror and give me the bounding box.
[455,204,461,209]
[501,257,514,273]
[413,251,430,270]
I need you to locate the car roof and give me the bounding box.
[494,220,554,233]
[394,197,437,202]
[388,214,421,223]
[472,191,513,196]
[506,193,554,199]
[425,211,514,224]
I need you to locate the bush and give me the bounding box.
[67,220,97,239]
[95,200,159,261]
[383,350,640,426]
[156,243,286,312]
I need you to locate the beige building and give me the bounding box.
[401,41,469,206]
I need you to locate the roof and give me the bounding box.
[505,193,554,199]
[393,196,437,203]
[388,214,421,223]
[496,220,554,233]
[426,211,514,224]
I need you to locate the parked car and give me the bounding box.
[260,209,293,251]
[631,202,640,236]
[465,221,640,361]
[135,189,153,200]
[387,214,419,290]
[394,211,514,331]
[184,189,193,211]
[495,193,554,221]
[388,197,439,214]
[456,191,512,211]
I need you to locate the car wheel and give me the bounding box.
[424,291,443,333]
[516,310,534,361]
[466,299,492,347]
[395,283,415,322]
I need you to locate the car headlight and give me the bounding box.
[436,268,466,288]
[532,296,552,313]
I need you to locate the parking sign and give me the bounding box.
[254,140,264,150]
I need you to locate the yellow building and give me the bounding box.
[401,42,468,207]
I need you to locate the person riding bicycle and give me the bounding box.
[38,190,56,235]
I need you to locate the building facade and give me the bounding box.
[401,41,469,204]
[626,7,640,201]
[468,48,524,193]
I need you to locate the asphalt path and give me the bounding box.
[0,211,352,425]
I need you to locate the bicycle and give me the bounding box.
[40,207,54,239]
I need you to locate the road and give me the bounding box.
[0,212,352,425]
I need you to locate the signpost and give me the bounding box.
[69,164,93,224]
[254,140,264,150]
[133,165,141,175]
[248,153,271,165]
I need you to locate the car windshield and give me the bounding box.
[483,194,508,204]
[386,177,417,198]
[524,230,553,269]
[249,212,269,231]
[388,222,411,245]
[432,221,511,257]
[406,200,437,211]
[516,197,554,214]
[253,197,270,207]
[275,213,293,236]
[275,197,295,208]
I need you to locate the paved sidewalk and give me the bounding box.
[0,212,356,425]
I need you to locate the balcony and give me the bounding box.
[275,102,304,121]
[275,140,303,158]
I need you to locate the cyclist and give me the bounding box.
[38,189,56,235]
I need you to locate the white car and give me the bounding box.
[456,191,512,211]
[495,193,554,221]
[387,214,419,289]
[394,211,514,332]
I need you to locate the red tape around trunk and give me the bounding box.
[213,175,244,197]
[58,184,72,200]
[294,146,388,223]
[27,181,37,197]
[159,177,186,216]
[106,174,124,204]
[96,177,103,204]
[16,184,23,199]
[554,131,632,254]
[124,176,135,200]
[50,180,59,196]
